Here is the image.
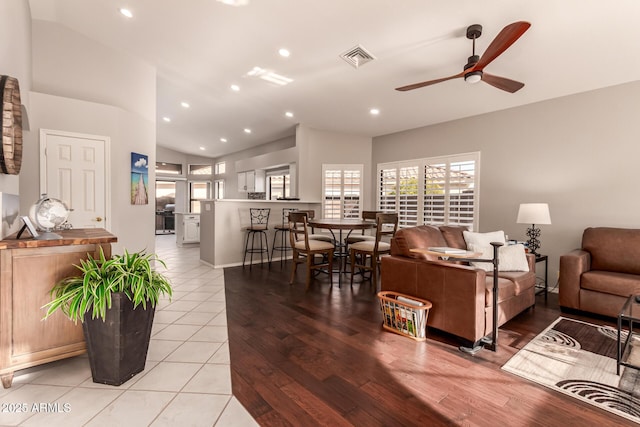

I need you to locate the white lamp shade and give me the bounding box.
[517,203,551,225]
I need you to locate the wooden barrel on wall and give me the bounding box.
[0,75,23,175]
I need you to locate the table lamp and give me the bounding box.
[516,203,551,255]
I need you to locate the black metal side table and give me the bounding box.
[534,254,548,300]
[617,294,640,375]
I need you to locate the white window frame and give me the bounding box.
[189,180,212,213]
[188,164,212,175]
[215,161,226,175]
[214,179,225,199]
[266,167,290,200]
[322,164,364,219]
[377,152,480,230]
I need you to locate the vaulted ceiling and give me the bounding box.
[29,0,640,157]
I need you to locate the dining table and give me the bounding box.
[307,217,375,285]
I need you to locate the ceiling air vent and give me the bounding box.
[339,44,376,69]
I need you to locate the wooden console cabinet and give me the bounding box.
[0,228,117,388]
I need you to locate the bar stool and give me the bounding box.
[271,208,297,267]
[243,208,271,269]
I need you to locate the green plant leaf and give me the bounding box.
[42,247,173,323]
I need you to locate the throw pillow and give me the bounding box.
[467,243,529,272]
[462,230,506,250]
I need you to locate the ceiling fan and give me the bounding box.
[396,21,531,93]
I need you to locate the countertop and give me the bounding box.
[0,228,117,249]
[210,199,322,203]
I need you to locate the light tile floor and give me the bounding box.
[0,235,259,427]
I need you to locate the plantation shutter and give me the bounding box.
[378,168,397,213]
[398,166,419,227]
[377,152,479,230]
[447,159,476,228]
[423,163,447,225]
[322,165,363,219]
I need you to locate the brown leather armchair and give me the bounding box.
[560,227,640,317]
[381,225,536,349]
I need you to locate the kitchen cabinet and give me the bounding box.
[237,171,256,192]
[175,213,200,246]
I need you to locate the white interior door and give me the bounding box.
[40,129,110,229]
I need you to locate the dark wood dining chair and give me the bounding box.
[288,211,334,290]
[349,212,398,291]
[295,209,333,242]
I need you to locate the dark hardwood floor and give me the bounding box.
[224,263,632,427]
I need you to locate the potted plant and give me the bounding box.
[43,248,172,386]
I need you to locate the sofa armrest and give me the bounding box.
[381,255,488,343]
[559,249,591,309]
[526,253,535,272]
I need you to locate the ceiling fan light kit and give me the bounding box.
[396,21,531,93]
[464,71,483,84]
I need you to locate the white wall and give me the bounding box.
[22,20,157,254]
[296,125,373,206]
[31,20,154,122]
[373,80,640,281]
[0,0,31,195]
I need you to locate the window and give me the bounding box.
[322,164,363,219]
[267,168,290,200]
[189,181,211,213]
[155,180,176,233]
[155,162,182,175]
[378,152,479,230]
[214,179,225,199]
[155,181,176,212]
[215,162,226,175]
[188,164,212,175]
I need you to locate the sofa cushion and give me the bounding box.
[582,227,640,275]
[485,277,516,306]
[391,225,447,260]
[439,226,468,249]
[581,270,640,298]
[468,243,529,272]
[494,271,536,294]
[484,272,536,306]
[463,230,506,250]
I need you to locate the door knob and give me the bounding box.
[95,217,103,222]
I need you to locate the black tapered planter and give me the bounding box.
[82,292,155,386]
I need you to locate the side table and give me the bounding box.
[534,254,548,300]
[617,294,640,375]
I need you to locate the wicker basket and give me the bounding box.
[377,291,432,341]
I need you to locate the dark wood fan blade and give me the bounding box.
[474,21,531,71]
[482,73,524,93]
[395,71,465,91]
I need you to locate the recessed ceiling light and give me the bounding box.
[230,84,240,91]
[162,117,171,122]
[279,48,290,58]
[370,108,380,115]
[216,0,249,6]
[220,138,228,143]
[285,111,294,118]
[244,128,252,134]
[119,8,133,18]
[199,146,206,151]
[181,101,190,108]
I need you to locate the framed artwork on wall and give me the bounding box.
[131,152,149,205]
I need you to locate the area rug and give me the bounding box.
[502,316,640,424]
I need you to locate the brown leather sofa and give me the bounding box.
[559,227,640,317]
[380,225,536,348]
